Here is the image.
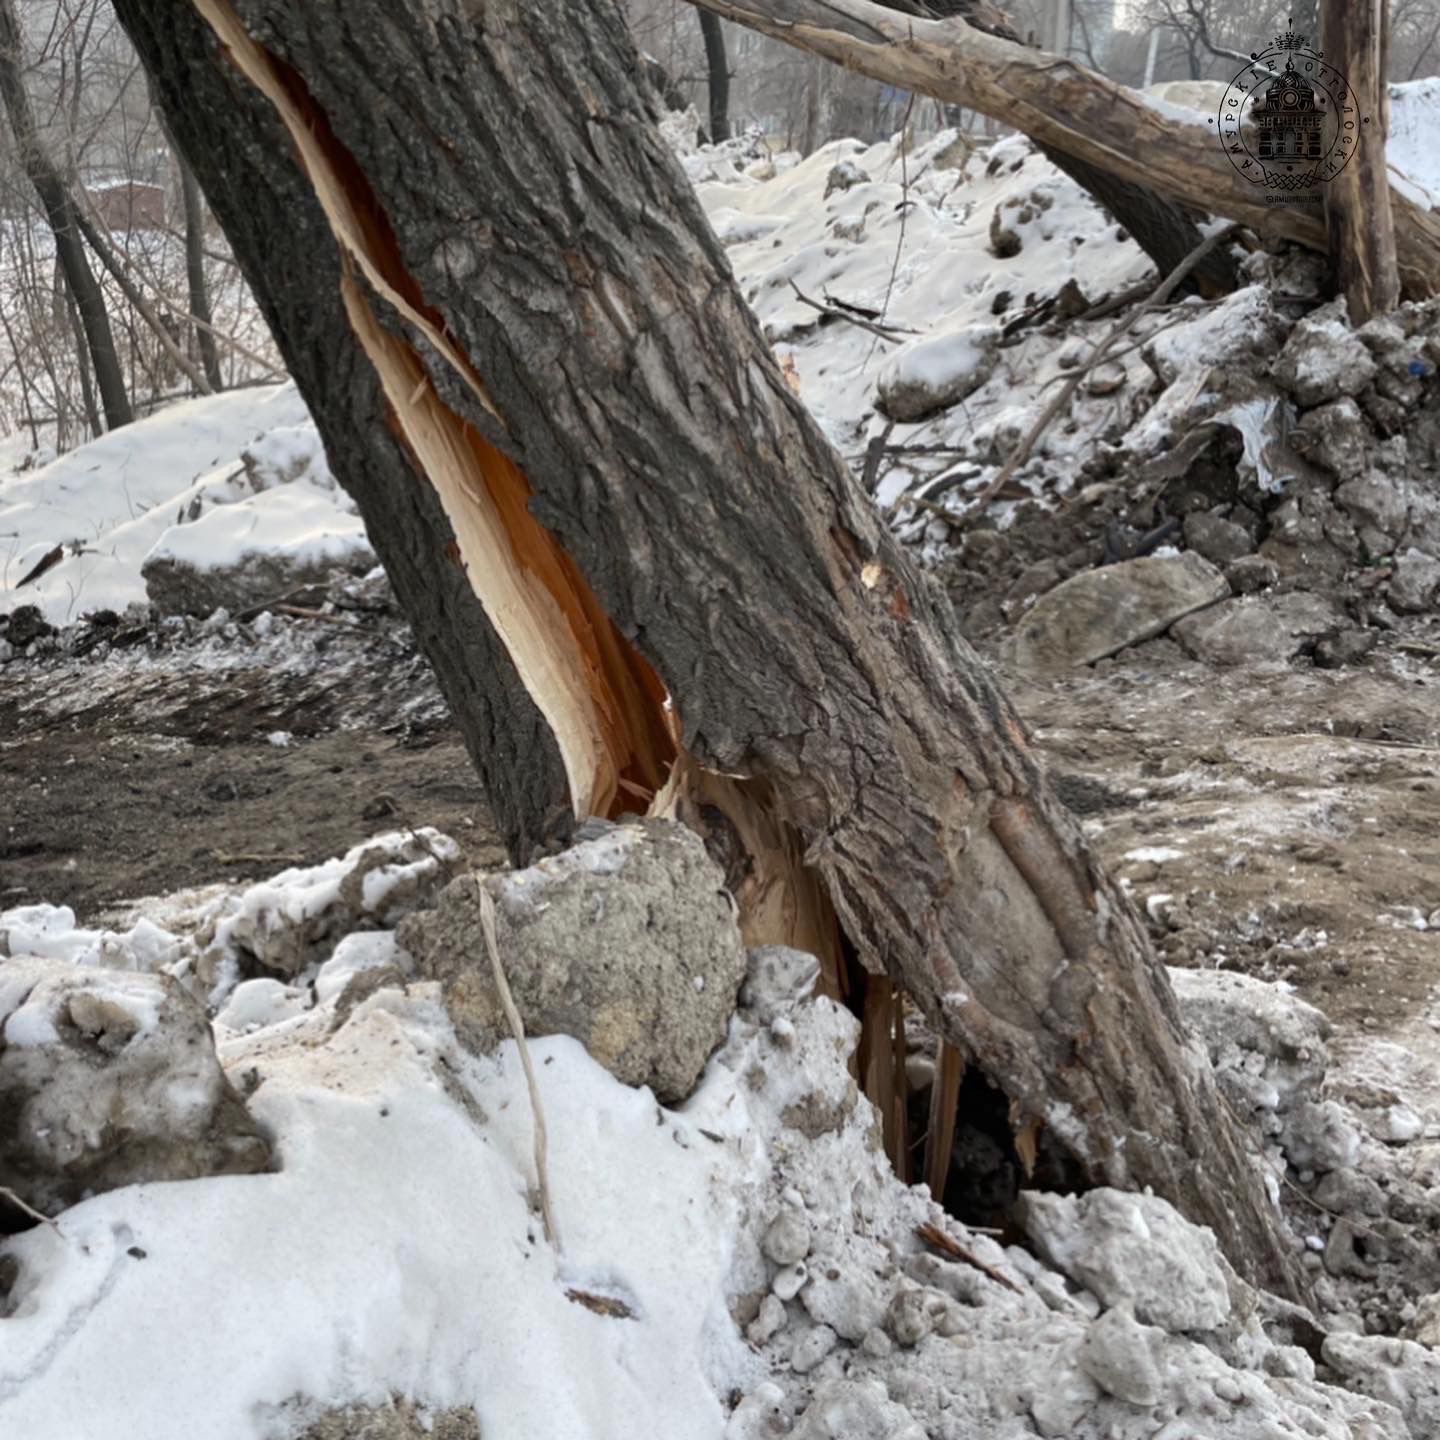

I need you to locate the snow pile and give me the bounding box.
[0,384,369,625]
[1388,79,1440,211]
[195,828,463,1002]
[690,129,1152,510]
[0,920,1404,1440]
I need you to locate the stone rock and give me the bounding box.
[877,327,998,422]
[1323,1217,1377,1280]
[142,551,374,619]
[1409,1293,1440,1349]
[1017,1188,1231,1333]
[790,1323,838,1373]
[1225,555,1279,595]
[1143,284,1290,386]
[2,604,53,649]
[1183,510,1254,565]
[0,957,270,1215]
[1322,1332,1440,1437]
[885,1286,935,1347]
[790,1379,924,1440]
[762,1210,813,1267]
[1334,471,1410,555]
[1171,592,1348,667]
[1313,1167,1386,1218]
[725,1384,790,1440]
[740,946,821,1024]
[1389,547,1440,612]
[1078,1302,1165,1407]
[823,160,868,199]
[1272,302,1378,406]
[200,830,462,991]
[1029,1359,1102,1438]
[1005,552,1228,675]
[1302,397,1371,481]
[800,1255,891,1341]
[1314,628,1379,668]
[1283,1100,1361,1174]
[398,820,746,1103]
[284,1399,481,1440]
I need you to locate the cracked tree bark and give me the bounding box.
[112,0,1304,1299]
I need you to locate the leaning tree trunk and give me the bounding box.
[0,0,132,431]
[1322,0,1399,323]
[114,0,1303,1298]
[698,11,730,143]
[180,157,225,391]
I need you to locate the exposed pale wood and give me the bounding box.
[1322,0,1400,321]
[681,0,1440,297]
[924,1041,964,1201]
[191,0,677,821]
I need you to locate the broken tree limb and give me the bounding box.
[680,0,1440,299]
[120,0,1305,1300]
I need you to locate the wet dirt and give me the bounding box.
[1004,642,1440,1063]
[0,617,504,919]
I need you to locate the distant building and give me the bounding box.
[85,179,166,233]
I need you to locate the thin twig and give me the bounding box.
[475,879,561,1251]
[957,224,1243,524]
[0,1185,60,1230]
[915,1221,1022,1293]
[876,93,917,329]
[787,280,916,342]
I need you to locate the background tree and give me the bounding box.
[697,10,729,141]
[0,0,130,429]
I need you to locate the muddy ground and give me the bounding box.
[5,597,1437,1058]
[0,614,504,917]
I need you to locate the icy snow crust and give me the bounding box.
[3,831,1437,1438]
[0,384,369,624]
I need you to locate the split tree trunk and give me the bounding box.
[685,0,1440,299]
[699,11,730,144]
[180,157,225,391]
[1322,0,1400,323]
[114,0,1303,1298]
[0,0,132,431]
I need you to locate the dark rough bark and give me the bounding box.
[111,0,570,864]
[698,11,730,144]
[115,0,1303,1298]
[0,0,131,431]
[180,158,225,391]
[1322,0,1400,322]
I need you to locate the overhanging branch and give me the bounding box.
[680,0,1440,297]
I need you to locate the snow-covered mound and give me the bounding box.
[690,128,1154,507]
[7,829,1440,1438]
[1388,77,1440,210]
[0,385,370,625]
